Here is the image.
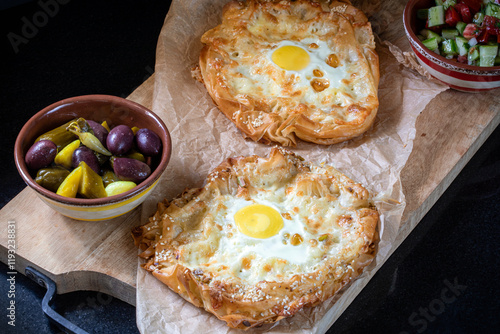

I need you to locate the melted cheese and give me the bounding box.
[165,150,373,285]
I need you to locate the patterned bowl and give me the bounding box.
[403,0,500,92]
[14,95,172,221]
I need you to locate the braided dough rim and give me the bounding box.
[198,0,380,146]
[133,148,379,330]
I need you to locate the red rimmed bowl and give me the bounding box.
[404,0,500,92]
[14,95,172,221]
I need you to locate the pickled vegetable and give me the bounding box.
[35,118,85,151]
[135,128,162,156]
[67,120,111,156]
[113,157,151,183]
[106,125,134,155]
[131,126,140,135]
[25,140,57,170]
[94,152,110,166]
[56,165,83,198]
[105,181,137,197]
[29,116,161,200]
[54,139,80,169]
[102,170,120,187]
[78,162,107,199]
[35,166,70,192]
[101,120,111,132]
[72,146,100,174]
[127,150,146,163]
[87,120,108,146]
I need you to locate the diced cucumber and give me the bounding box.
[456,36,470,56]
[423,37,440,51]
[420,29,443,43]
[485,2,500,20]
[473,12,485,25]
[468,46,480,64]
[481,44,498,57]
[443,0,457,10]
[480,56,495,67]
[442,29,459,39]
[417,9,429,20]
[479,44,498,66]
[428,6,445,27]
[435,0,444,5]
[456,21,467,35]
[442,39,458,55]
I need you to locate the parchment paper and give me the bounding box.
[135,0,449,333]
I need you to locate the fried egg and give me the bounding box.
[216,196,315,279]
[268,40,347,97]
[133,147,379,329]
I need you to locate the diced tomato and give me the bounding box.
[445,6,461,27]
[463,23,480,39]
[483,15,500,35]
[483,15,499,27]
[455,3,473,23]
[477,29,491,43]
[485,24,500,36]
[425,19,443,33]
[460,0,482,14]
[457,55,468,63]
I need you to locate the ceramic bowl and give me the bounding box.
[14,95,171,221]
[403,0,500,92]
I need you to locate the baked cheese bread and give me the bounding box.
[133,148,379,329]
[198,0,379,146]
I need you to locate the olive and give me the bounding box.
[135,128,162,156]
[112,157,151,183]
[87,120,108,146]
[106,125,134,155]
[25,139,57,170]
[72,146,100,174]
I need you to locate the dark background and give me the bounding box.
[1,0,499,333]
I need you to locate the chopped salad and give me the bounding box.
[417,0,500,66]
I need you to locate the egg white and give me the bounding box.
[208,194,329,283]
[267,39,347,93]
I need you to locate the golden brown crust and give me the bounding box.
[198,0,379,146]
[133,148,379,329]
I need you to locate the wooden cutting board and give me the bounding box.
[1,72,499,312]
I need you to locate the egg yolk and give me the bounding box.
[234,204,284,239]
[271,45,310,71]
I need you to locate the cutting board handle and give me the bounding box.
[25,266,90,334]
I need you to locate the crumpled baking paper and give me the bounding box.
[135,0,449,333]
